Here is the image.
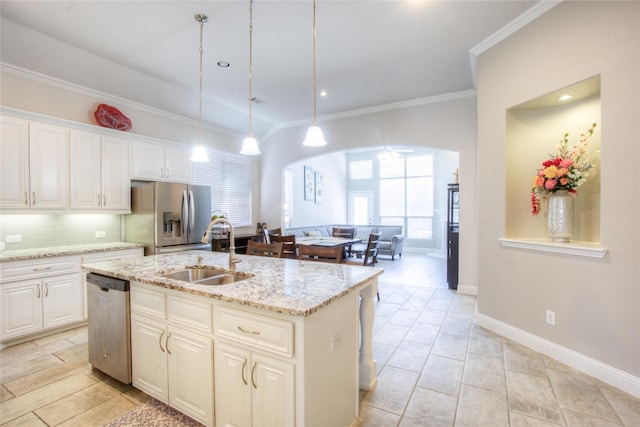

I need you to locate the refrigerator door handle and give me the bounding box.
[182,190,189,236]
[188,190,195,235]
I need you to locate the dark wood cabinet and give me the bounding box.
[447,183,459,289]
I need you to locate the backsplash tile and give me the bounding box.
[0,214,122,250]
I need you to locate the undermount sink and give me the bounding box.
[161,267,253,286]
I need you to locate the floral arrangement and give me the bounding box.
[531,123,597,215]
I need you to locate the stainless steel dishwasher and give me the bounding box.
[86,273,131,384]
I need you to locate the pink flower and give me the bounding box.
[559,158,573,168]
[557,167,569,177]
[538,170,545,177]
[545,179,558,190]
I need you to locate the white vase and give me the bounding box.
[548,189,574,242]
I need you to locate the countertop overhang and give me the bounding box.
[82,250,383,317]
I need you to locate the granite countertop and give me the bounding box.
[82,250,383,317]
[0,242,144,262]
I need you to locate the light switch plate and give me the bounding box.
[6,235,22,243]
[95,231,107,238]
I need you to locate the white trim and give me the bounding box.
[475,313,640,398]
[0,62,242,139]
[468,0,563,85]
[456,284,478,296]
[263,90,477,142]
[498,238,607,259]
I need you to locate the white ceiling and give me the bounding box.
[0,0,538,138]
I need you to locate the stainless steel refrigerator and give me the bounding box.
[125,181,212,255]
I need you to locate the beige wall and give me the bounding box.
[477,0,639,386]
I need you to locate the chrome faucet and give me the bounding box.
[201,218,241,272]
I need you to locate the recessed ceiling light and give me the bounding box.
[217,61,230,68]
[320,90,327,97]
[558,94,573,101]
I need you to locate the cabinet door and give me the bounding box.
[214,342,252,427]
[29,121,69,209]
[0,279,42,340]
[131,141,165,180]
[131,315,169,402]
[164,146,191,183]
[251,352,295,427]
[101,135,130,210]
[42,273,83,329]
[0,115,30,209]
[69,130,102,209]
[168,327,214,426]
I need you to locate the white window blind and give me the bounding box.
[191,149,252,226]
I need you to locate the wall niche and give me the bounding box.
[505,76,601,244]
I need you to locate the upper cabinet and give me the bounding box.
[69,130,130,212]
[131,141,191,183]
[1,116,69,210]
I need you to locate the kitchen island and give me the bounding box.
[82,250,382,427]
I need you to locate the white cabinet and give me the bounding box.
[214,342,294,427]
[0,257,82,340]
[81,248,143,319]
[0,117,69,210]
[70,130,130,212]
[130,283,213,426]
[131,141,191,183]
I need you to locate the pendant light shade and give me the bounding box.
[302,0,326,147]
[240,0,260,155]
[191,13,210,162]
[240,136,260,155]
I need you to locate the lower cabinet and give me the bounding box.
[214,342,294,427]
[1,257,82,341]
[130,285,214,426]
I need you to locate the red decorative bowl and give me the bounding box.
[94,104,132,131]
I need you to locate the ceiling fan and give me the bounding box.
[377,146,414,160]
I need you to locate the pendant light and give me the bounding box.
[302,0,327,147]
[191,13,210,162]
[240,0,260,155]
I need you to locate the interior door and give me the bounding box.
[348,191,374,225]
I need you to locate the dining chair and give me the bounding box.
[246,240,283,258]
[332,227,355,257]
[263,227,282,244]
[270,234,297,259]
[346,232,381,300]
[298,244,344,264]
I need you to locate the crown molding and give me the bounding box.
[0,62,242,139]
[468,0,563,86]
[262,89,477,142]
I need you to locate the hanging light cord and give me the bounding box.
[198,15,205,143]
[312,0,318,126]
[248,0,253,136]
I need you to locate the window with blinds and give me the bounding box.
[191,149,252,226]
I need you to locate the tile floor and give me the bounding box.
[1,253,639,426]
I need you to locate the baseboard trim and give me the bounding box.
[475,313,640,398]
[455,284,478,296]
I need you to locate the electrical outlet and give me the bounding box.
[545,310,556,326]
[95,231,107,238]
[6,235,22,243]
[330,335,341,351]
[0,242,5,251]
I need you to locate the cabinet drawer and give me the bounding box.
[167,294,213,334]
[1,257,80,282]
[131,284,166,319]
[214,307,293,357]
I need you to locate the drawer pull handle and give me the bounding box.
[251,362,257,389]
[37,284,41,298]
[32,192,36,205]
[32,266,53,272]
[237,326,261,335]
[159,331,165,352]
[241,359,248,385]
[24,191,28,205]
[166,332,172,355]
[44,283,48,297]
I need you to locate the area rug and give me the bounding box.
[105,398,204,426]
